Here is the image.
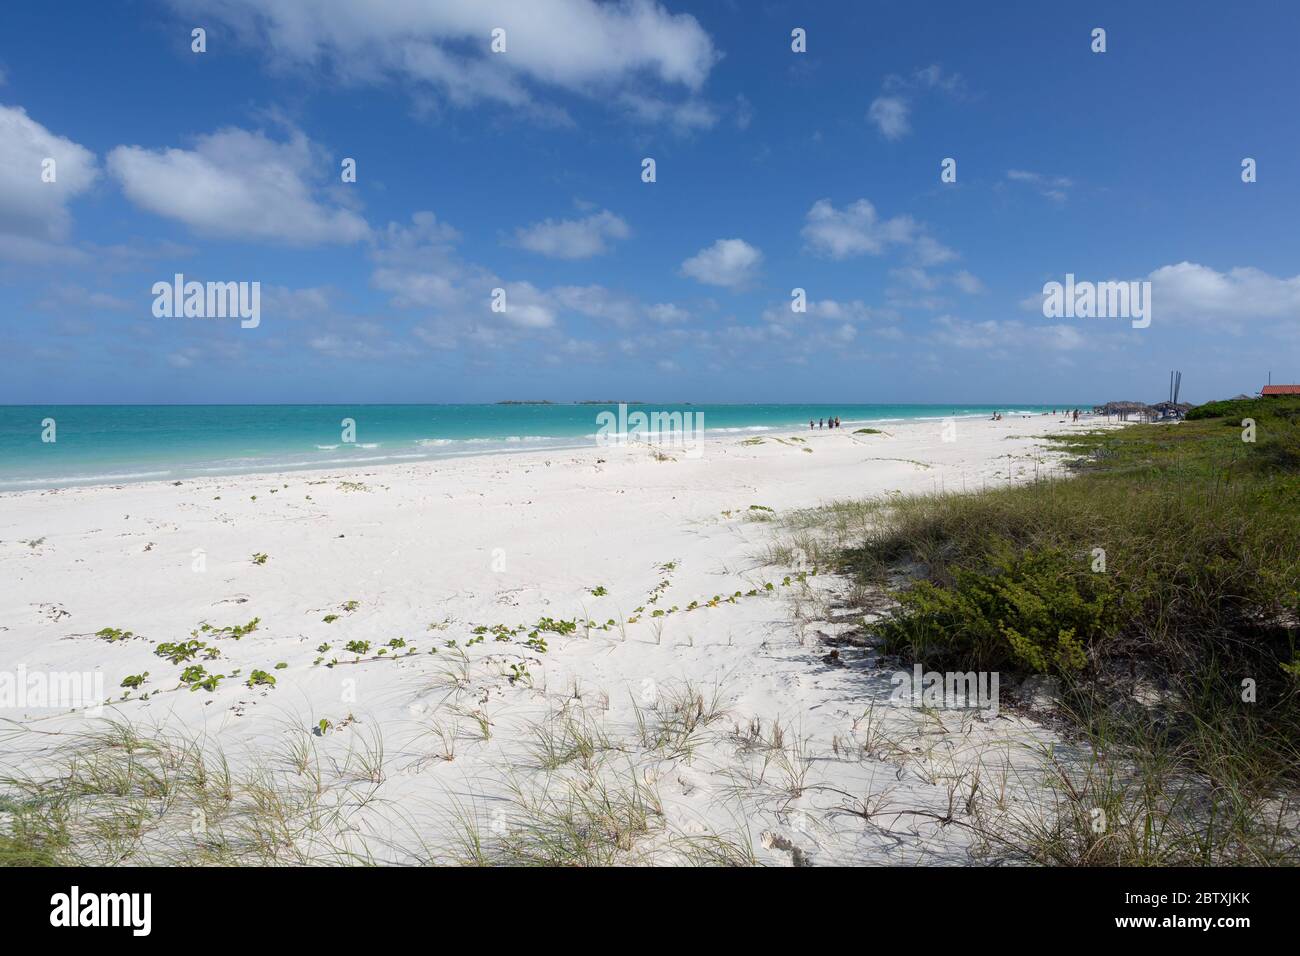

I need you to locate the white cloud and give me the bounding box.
[371,212,468,308]
[260,285,337,320]
[802,199,911,259]
[933,315,1007,351]
[35,285,131,312]
[0,105,98,251]
[808,299,880,322]
[1148,262,1300,330]
[867,96,910,140]
[107,126,369,244]
[0,234,90,265]
[891,267,941,291]
[801,198,955,265]
[762,297,887,326]
[550,284,639,325]
[710,297,903,359]
[513,209,629,259]
[734,93,754,130]
[646,302,690,324]
[498,281,556,328]
[913,236,958,266]
[756,297,903,349]
[932,314,1085,352]
[167,348,200,368]
[371,213,531,329]
[868,66,966,141]
[1038,323,1087,351]
[890,64,967,96]
[618,91,718,132]
[891,268,984,302]
[168,0,718,124]
[556,337,603,362]
[1006,169,1073,203]
[951,269,986,294]
[372,212,692,338]
[549,286,692,327]
[307,328,420,360]
[1019,262,1300,335]
[680,238,762,288]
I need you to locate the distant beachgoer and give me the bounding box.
[834,416,841,428]
[819,418,824,429]
[809,419,814,430]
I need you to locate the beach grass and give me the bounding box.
[777,396,1300,864]
[0,718,375,866]
[0,681,756,866]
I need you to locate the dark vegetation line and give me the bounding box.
[834,396,1299,863]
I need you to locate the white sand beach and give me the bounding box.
[1,414,1103,864]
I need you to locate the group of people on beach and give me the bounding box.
[810,416,842,429]
[990,408,1083,422]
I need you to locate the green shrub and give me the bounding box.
[820,394,1300,813]
[877,544,1121,674]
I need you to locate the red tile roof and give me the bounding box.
[1262,385,1300,395]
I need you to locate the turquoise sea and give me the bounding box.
[0,404,1087,490]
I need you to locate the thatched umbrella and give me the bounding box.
[1100,400,1155,422]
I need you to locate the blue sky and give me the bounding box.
[1,0,1297,405]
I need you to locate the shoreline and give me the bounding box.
[0,408,1096,494]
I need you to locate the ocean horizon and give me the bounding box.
[0,403,1090,490]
